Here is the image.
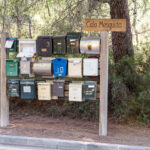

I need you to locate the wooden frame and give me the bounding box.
[0,32,9,127]
[0,31,109,136]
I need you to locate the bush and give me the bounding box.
[109,43,150,124]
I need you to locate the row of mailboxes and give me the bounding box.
[5,35,100,57]
[8,80,97,101]
[6,58,99,77]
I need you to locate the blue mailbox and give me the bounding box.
[52,58,68,77]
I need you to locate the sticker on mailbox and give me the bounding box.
[23,86,31,93]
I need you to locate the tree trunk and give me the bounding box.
[110,0,134,62]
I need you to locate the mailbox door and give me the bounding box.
[20,80,36,99]
[36,36,52,57]
[69,83,82,102]
[83,81,97,100]
[67,37,80,54]
[80,37,100,54]
[53,81,65,97]
[83,58,98,76]
[6,59,18,76]
[20,60,30,74]
[53,36,66,54]
[38,83,51,100]
[8,79,20,97]
[52,58,67,77]
[68,58,82,78]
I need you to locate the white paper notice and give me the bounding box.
[5,40,14,48]
[23,86,31,93]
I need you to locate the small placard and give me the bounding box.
[84,19,126,32]
[5,40,14,48]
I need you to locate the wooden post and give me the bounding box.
[99,31,109,136]
[0,32,9,127]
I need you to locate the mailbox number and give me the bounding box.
[56,67,64,74]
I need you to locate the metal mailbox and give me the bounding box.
[20,58,31,75]
[53,80,65,97]
[68,58,82,78]
[37,82,51,100]
[67,33,81,54]
[83,81,97,100]
[17,39,36,58]
[80,37,100,54]
[8,79,20,97]
[52,58,67,77]
[6,59,19,76]
[83,58,98,76]
[69,83,82,102]
[53,36,66,54]
[5,37,18,53]
[36,36,53,57]
[20,79,36,99]
[33,61,51,75]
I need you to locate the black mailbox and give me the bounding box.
[36,36,53,57]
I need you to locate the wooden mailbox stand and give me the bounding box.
[0,18,126,136]
[84,18,126,136]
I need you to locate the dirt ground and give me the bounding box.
[0,113,150,147]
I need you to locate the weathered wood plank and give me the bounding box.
[0,32,9,127]
[99,31,109,136]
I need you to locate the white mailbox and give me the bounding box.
[20,58,30,75]
[68,58,82,78]
[17,39,36,58]
[69,83,82,102]
[83,58,99,76]
[37,82,51,100]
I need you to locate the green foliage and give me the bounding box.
[109,43,150,124]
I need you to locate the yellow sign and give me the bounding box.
[84,19,126,32]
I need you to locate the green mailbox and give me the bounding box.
[6,37,18,53]
[53,36,66,54]
[8,79,20,97]
[20,79,36,99]
[67,32,81,54]
[83,81,97,100]
[6,59,19,76]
